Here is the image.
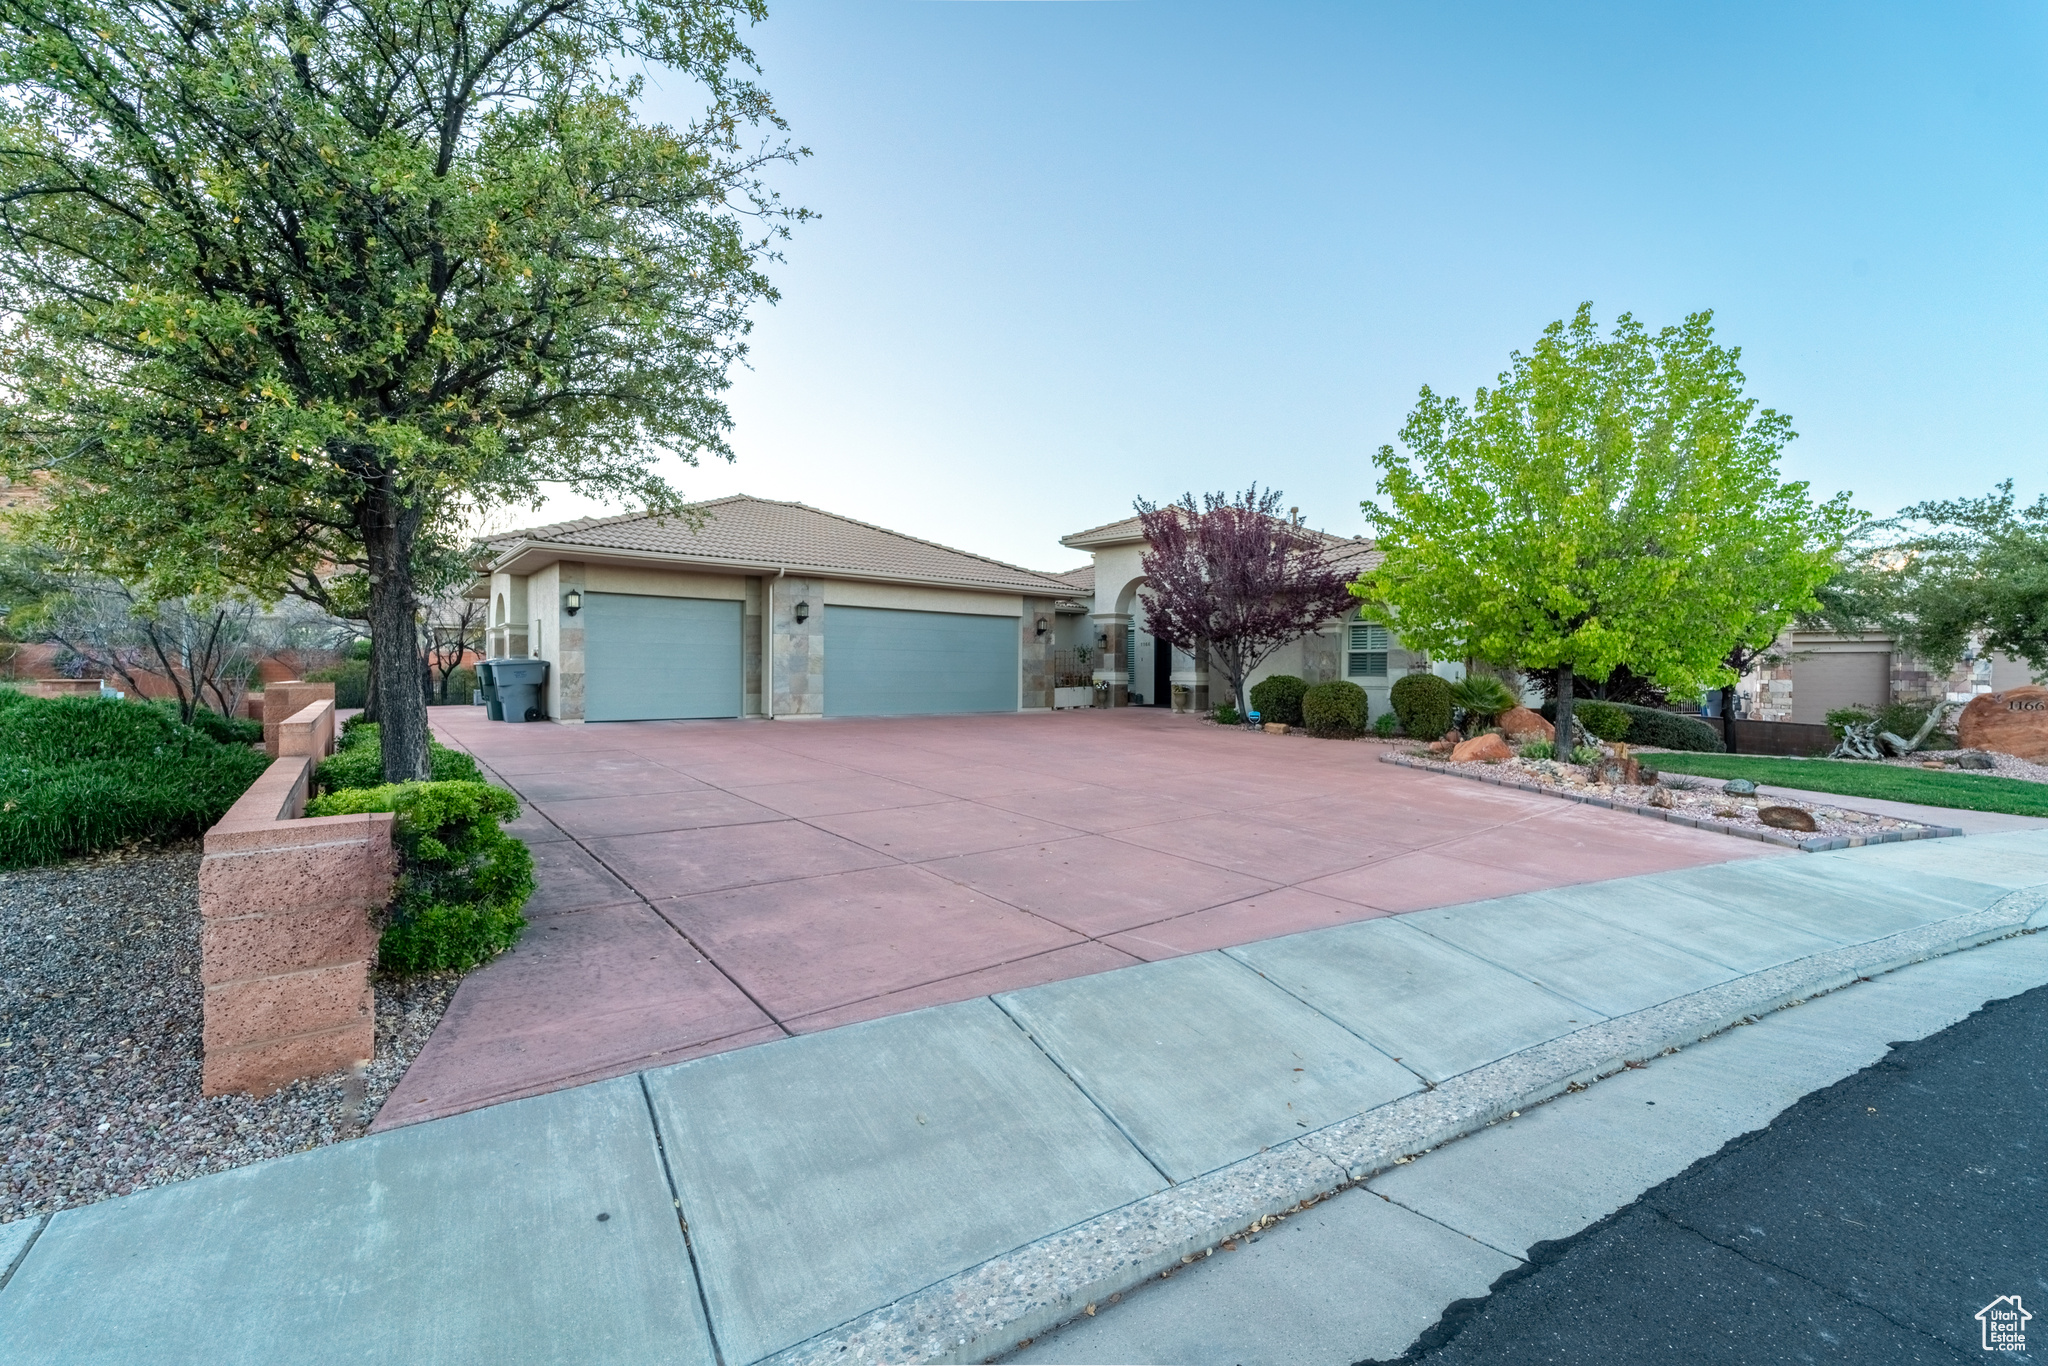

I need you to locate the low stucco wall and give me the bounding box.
[199,700,393,1097]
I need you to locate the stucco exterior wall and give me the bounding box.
[584,564,748,600]
[528,563,562,717]
[819,580,1023,617]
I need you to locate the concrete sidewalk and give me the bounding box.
[3,832,2046,1365]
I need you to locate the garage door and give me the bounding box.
[825,607,1018,717]
[1792,650,1888,725]
[583,593,742,721]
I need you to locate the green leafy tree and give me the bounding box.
[0,0,806,779]
[1863,482,2048,680]
[1355,304,1855,749]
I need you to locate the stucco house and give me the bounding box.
[473,496,1429,723]
[1055,513,1419,717]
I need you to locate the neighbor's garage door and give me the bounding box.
[825,607,1017,717]
[1792,650,1889,725]
[583,592,742,721]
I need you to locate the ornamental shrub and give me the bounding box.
[306,780,534,972]
[306,659,369,709]
[1613,703,1725,753]
[1213,705,1240,725]
[316,720,482,794]
[1372,711,1401,738]
[1520,740,1556,760]
[1389,673,1454,740]
[0,692,270,869]
[1248,674,1309,727]
[1575,700,1633,741]
[1448,675,1519,727]
[162,702,264,746]
[1301,680,1370,738]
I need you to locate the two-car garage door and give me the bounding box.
[583,593,742,721]
[824,607,1018,717]
[581,595,1018,720]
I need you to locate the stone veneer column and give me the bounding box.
[1091,614,1130,707]
[556,561,586,721]
[1171,640,1212,713]
[743,577,764,715]
[1020,598,1054,709]
[770,576,824,717]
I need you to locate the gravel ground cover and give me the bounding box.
[1394,750,1941,843]
[1,842,455,1226]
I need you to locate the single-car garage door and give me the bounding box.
[1791,650,1889,726]
[825,606,1017,717]
[584,592,742,721]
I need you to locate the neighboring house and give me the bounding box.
[473,495,1078,722]
[1738,630,2036,725]
[1055,514,1431,718]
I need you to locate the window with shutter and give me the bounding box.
[1347,623,1390,678]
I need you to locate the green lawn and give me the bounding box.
[1644,753,2048,818]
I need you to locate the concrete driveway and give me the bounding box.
[379,708,1782,1128]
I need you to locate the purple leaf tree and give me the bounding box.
[1136,486,1359,718]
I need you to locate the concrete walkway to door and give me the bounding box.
[378,707,1786,1128]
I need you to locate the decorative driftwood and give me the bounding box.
[1829,702,1958,761]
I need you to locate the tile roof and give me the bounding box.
[485,496,1078,595]
[1060,511,1381,574]
[1048,564,1095,592]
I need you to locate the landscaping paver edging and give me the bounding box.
[769,888,2048,1366]
[1377,752,1966,852]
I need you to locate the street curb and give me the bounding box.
[765,889,2046,1366]
[1376,752,1968,852]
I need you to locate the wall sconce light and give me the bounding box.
[1035,616,1049,636]
[564,589,583,616]
[794,599,810,624]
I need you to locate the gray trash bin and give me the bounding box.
[491,658,549,723]
[476,659,504,721]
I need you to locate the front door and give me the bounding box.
[1152,633,1173,707]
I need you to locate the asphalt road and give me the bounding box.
[1362,983,2048,1366]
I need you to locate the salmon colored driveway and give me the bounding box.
[376,708,1784,1128]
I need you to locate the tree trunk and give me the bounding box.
[362,483,431,782]
[1719,684,1738,753]
[1554,662,1576,755]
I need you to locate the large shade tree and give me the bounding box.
[1863,482,2048,682]
[1355,304,1854,749]
[1135,487,1357,718]
[0,0,806,779]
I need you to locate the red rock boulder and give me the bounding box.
[1957,686,2048,762]
[1496,706,1553,743]
[1450,733,1514,763]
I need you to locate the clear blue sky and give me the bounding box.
[517,1,2048,571]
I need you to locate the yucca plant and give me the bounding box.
[1448,675,1521,729]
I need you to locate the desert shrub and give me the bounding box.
[316,720,481,794]
[1824,706,1872,739]
[1448,675,1519,727]
[1613,703,1724,753]
[1520,740,1556,760]
[1569,744,1602,765]
[1248,675,1309,727]
[1575,700,1633,741]
[1372,711,1401,738]
[1874,700,1956,749]
[0,692,270,869]
[1213,704,1241,725]
[1302,680,1370,738]
[306,658,369,709]
[1390,673,1454,741]
[307,780,534,972]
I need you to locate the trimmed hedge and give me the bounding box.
[1390,673,1454,741]
[1575,700,1633,742]
[1539,699,1726,753]
[156,700,263,747]
[1248,675,1308,727]
[316,720,482,794]
[306,659,369,709]
[306,780,534,972]
[0,691,271,869]
[1302,680,1370,738]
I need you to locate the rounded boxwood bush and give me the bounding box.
[1575,699,1633,742]
[1389,673,1454,741]
[1302,680,1370,738]
[1248,674,1308,727]
[1614,702,1725,753]
[306,779,534,972]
